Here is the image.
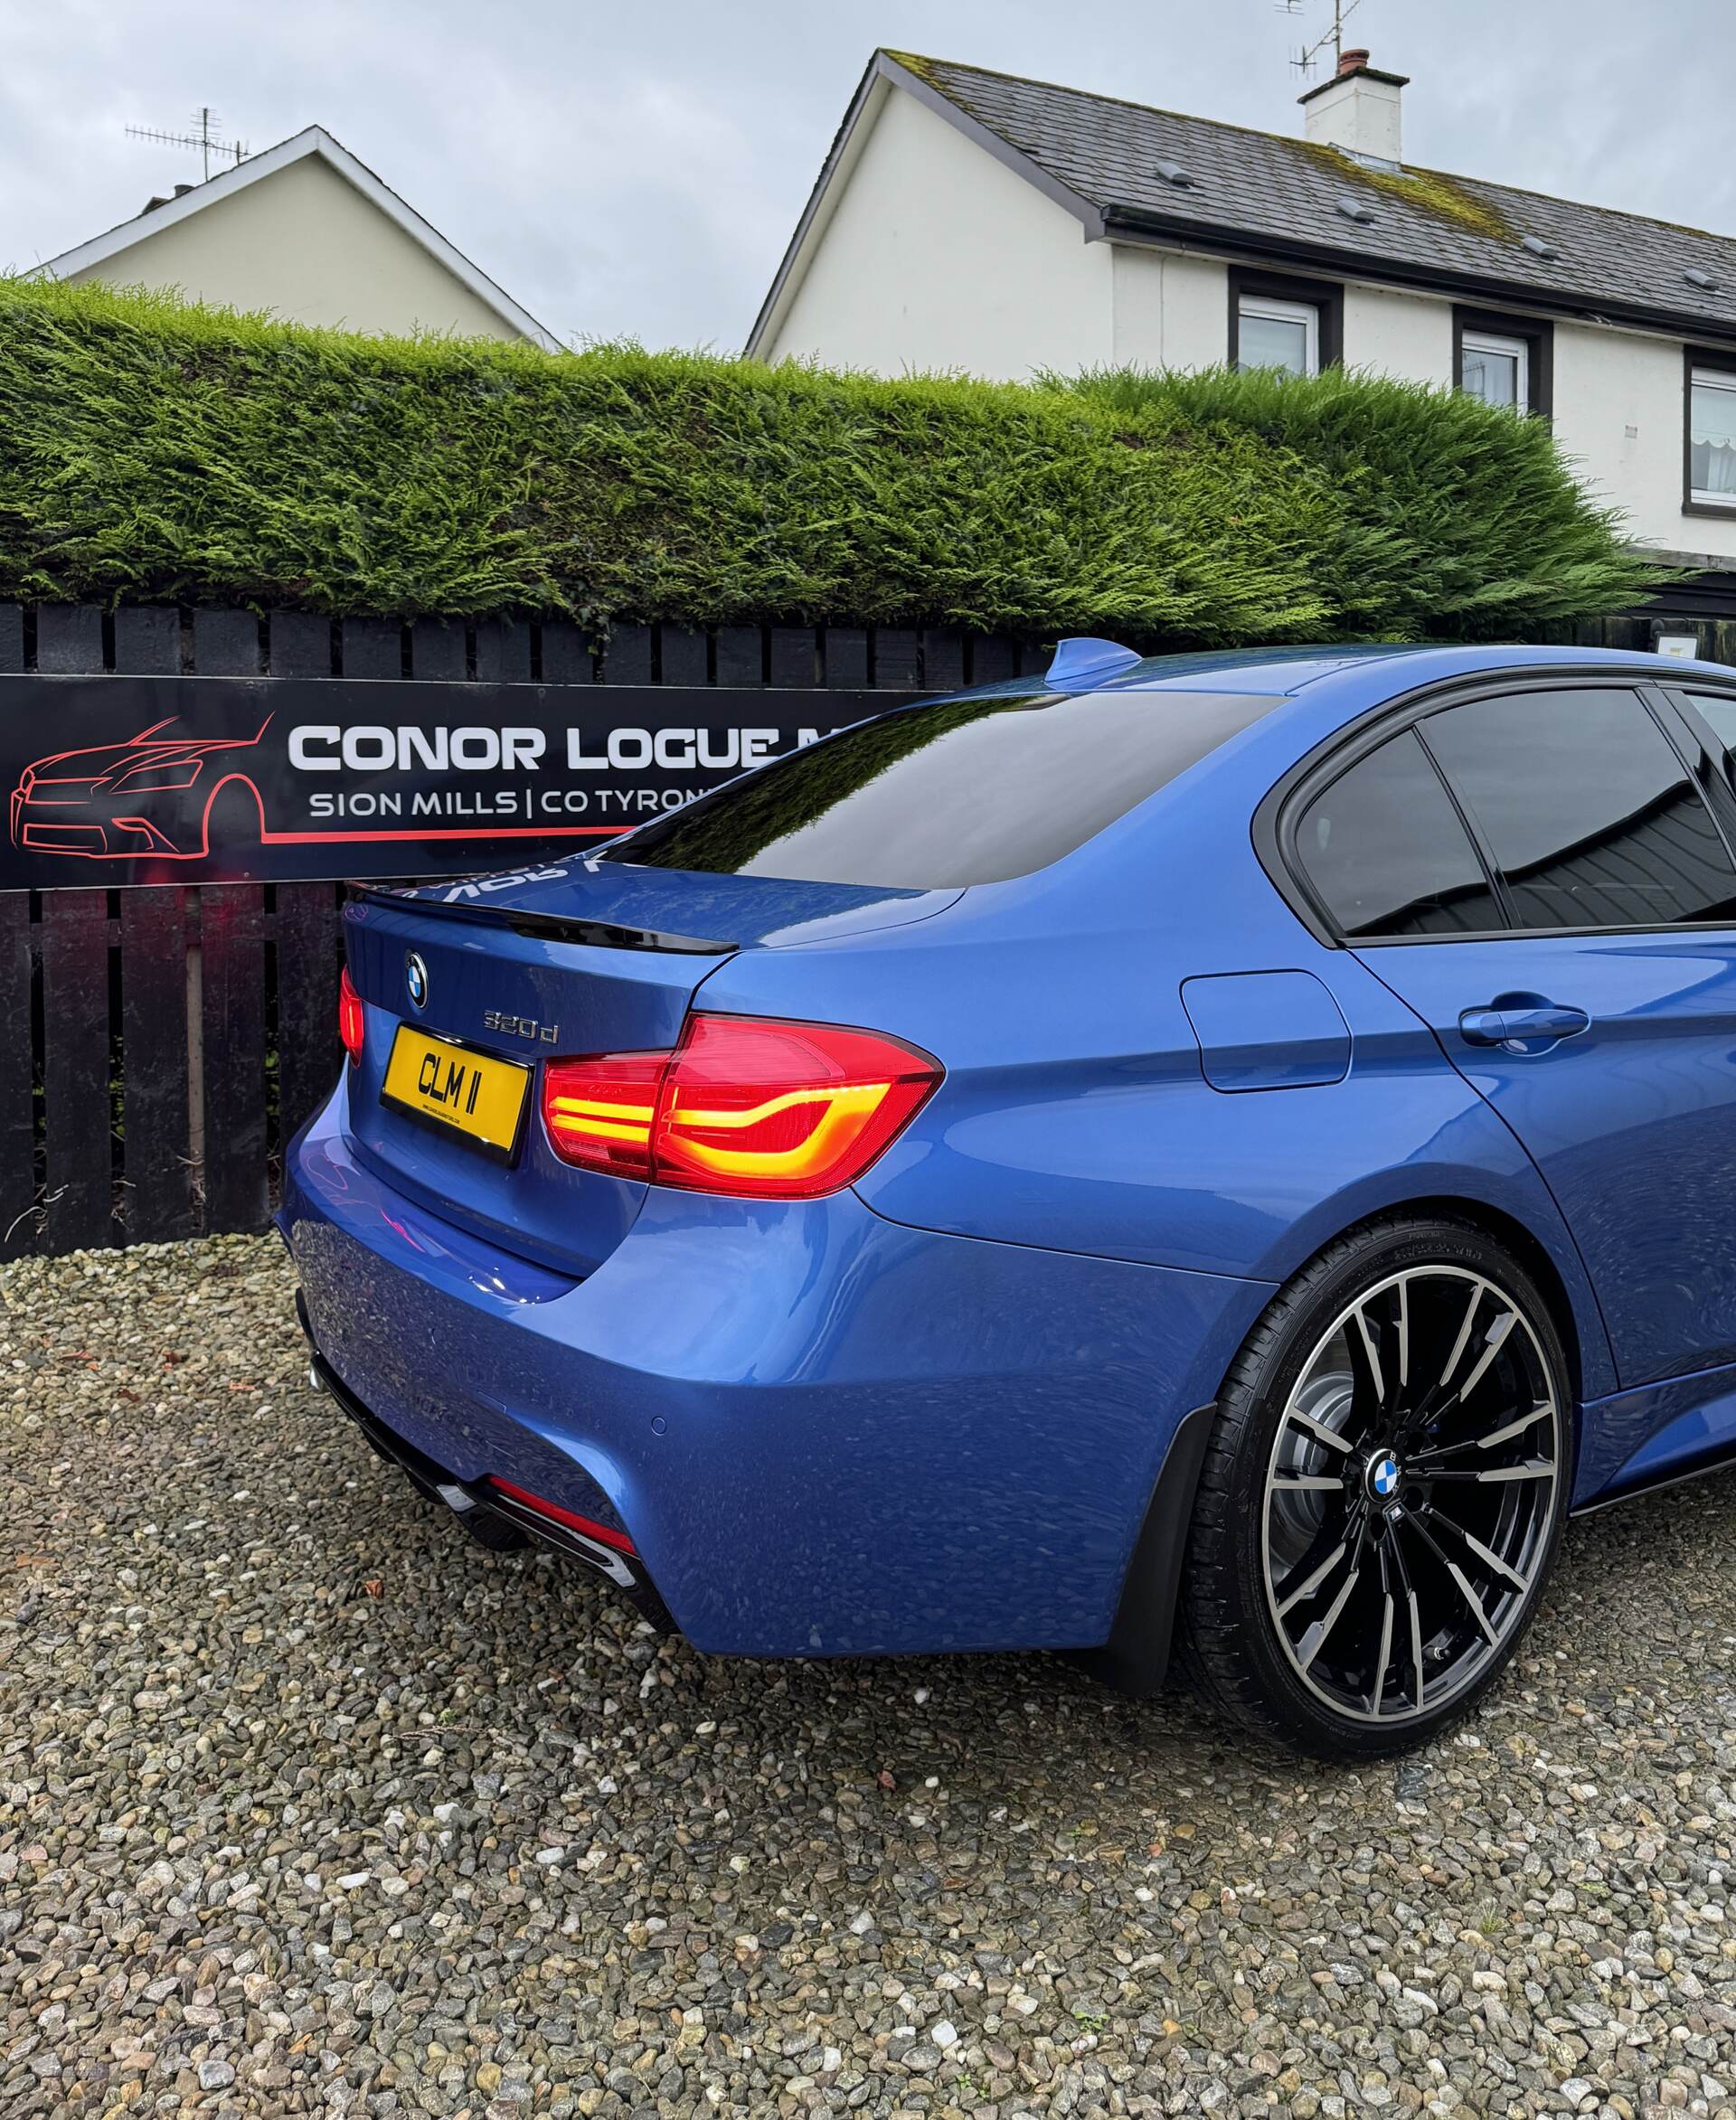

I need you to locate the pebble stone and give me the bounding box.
[5,1233,1736,2118]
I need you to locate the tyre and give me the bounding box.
[1181,1216,1572,1760]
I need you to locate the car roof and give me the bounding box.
[936,642,1731,706]
[1107,643,1731,695]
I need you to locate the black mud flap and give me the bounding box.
[1066,1400,1217,1699]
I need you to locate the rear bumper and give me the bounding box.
[281,1079,1271,1658]
[297,1298,675,1625]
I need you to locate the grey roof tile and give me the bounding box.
[898,52,1736,334]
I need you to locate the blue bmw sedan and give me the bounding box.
[282,639,1736,1758]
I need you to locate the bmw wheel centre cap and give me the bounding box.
[405,951,429,1012]
[1369,1452,1401,1501]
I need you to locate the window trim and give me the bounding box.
[1451,306,1552,420]
[1255,670,1736,948]
[1659,683,1736,852]
[1229,268,1343,375]
[1685,345,1736,516]
[1458,331,1528,414]
[1237,294,1319,377]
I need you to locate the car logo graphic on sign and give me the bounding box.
[405,951,429,1012]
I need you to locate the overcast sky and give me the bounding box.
[6,0,1736,353]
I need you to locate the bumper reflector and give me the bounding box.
[486,1475,637,1554]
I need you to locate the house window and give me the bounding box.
[1229,271,1342,376]
[1689,365,1736,508]
[1460,330,1529,411]
[1238,295,1319,377]
[1453,308,1552,419]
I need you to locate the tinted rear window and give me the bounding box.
[599,689,1278,888]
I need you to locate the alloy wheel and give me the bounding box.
[1260,1265,1559,1727]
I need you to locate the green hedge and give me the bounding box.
[0,276,1661,640]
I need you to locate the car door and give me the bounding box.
[1290,678,1736,1392]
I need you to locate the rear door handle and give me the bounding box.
[1459,1002,1590,1049]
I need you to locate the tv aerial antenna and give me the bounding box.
[1275,0,1366,80]
[126,108,249,184]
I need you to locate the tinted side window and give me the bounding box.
[1422,688,1736,931]
[1681,689,1736,758]
[1295,730,1503,939]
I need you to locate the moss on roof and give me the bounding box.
[882,48,939,87]
[889,50,1520,250]
[1297,142,1515,243]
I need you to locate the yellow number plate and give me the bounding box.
[382,1027,531,1159]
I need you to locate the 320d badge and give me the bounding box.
[283,638,1736,1758]
[481,1009,560,1045]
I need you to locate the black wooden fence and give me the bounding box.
[1,600,1722,1258]
[0,603,1067,1258]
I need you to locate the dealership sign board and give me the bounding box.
[0,676,909,888]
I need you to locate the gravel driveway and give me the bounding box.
[5,1237,1736,2120]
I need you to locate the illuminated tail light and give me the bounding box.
[655,1014,940,1198]
[540,1013,940,1199]
[339,968,365,1066]
[540,1051,668,1179]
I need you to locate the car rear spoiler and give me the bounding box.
[346,882,737,956]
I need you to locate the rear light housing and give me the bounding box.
[540,1050,667,1180]
[655,1015,939,1198]
[540,1013,940,1200]
[338,968,365,1066]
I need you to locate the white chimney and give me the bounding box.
[1298,47,1408,165]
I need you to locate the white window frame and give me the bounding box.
[1460,330,1530,414]
[1689,365,1736,509]
[1236,294,1320,378]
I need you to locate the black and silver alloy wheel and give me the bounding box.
[1262,1266,1558,1728]
[1182,1219,1572,1759]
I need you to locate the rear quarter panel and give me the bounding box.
[694,703,1618,1403]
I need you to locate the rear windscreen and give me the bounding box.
[599,688,1280,888]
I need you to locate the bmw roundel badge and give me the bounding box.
[1370,1453,1401,1500]
[405,950,429,1012]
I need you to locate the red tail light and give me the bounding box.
[339,968,365,1066]
[540,1051,668,1180]
[655,1015,940,1198]
[540,1013,940,1200]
